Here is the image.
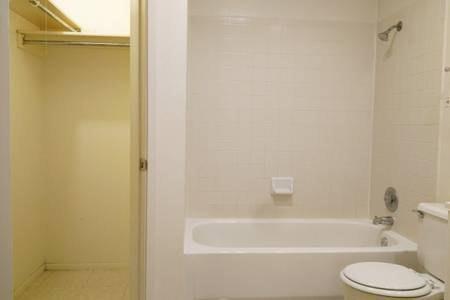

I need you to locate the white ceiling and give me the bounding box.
[51,0,130,35]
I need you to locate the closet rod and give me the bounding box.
[22,39,130,48]
[29,0,79,32]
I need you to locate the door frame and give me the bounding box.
[130,0,148,299]
[0,1,13,299]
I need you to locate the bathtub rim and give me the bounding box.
[184,218,417,255]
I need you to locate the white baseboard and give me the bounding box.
[45,262,128,271]
[14,263,45,298]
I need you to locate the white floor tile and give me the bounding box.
[15,270,129,300]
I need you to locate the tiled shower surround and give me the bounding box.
[187,0,378,218]
[371,0,445,240]
[186,0,446,240]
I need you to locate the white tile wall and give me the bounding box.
[371,0,445,241]
[187,0,377,218]
[437,2,450,204]
[190,0,377,22]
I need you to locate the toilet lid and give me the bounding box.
[343,262,427,291]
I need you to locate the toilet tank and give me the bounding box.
[417,202,448,281]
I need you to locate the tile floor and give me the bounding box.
[15,270,129,300]
[202,297,344,300]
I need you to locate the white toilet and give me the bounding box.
[341,202,448,299]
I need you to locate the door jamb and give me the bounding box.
[0,1,13,299]
[130,0,148,298]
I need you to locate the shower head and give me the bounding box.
[377,32,390,42]
[378,21,403,42]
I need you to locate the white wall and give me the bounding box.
[43,47,130,268]
[371,0,446,241]
[0,0,13,299]
[147,0,187,299]
[187,0,377,218]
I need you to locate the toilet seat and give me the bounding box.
[341,262,432,298]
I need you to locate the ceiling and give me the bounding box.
[51,0,130,35]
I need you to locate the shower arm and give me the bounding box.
[29,0,80,32]
[386,23,402,33]
[383,21,403,35]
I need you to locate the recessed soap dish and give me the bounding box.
[272,177,294,195]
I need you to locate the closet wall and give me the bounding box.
[43,47,130,268]
[10,11,46,291]
[10,10,130,290]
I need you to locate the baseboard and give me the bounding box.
[14,263,45,298]
[45,262,128,271]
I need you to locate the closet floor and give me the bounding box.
[15,269,129,300]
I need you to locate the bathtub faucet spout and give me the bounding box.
[373,216,395,226]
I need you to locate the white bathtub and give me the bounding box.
[184,219,418,299]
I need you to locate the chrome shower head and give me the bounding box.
[377,32,390,42]
[378,21,403,42]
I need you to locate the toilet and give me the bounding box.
[341,202,448,299]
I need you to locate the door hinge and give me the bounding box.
[139,158,148,171]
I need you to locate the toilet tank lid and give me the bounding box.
[418,203,448,221]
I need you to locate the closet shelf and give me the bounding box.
[17,31,130,48]
[10,0,81,32]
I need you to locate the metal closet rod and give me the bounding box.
[29,0,79,32]
[22,39,130,48]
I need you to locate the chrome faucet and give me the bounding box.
[373,216,395,226]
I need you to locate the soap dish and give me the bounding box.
[272,177,294,195]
